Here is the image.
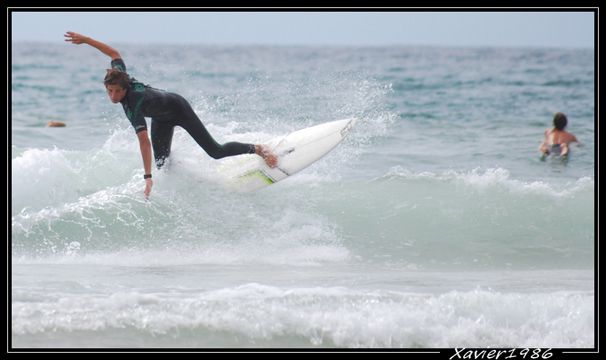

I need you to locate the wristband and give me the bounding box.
[144,174,152,179]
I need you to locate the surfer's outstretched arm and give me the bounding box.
[137,130,154,199]
[64,31,121,60]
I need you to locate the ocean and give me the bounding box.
[11,42,595,348]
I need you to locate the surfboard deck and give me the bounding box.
[219,118,357,192]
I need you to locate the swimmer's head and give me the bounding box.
[553,112,568,131]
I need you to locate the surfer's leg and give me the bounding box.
[150,119,175,169]
[183,119,255,159]
[176,100,255,159]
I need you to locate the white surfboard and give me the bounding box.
[219,118,357,192]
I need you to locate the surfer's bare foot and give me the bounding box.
[255,145,278,168]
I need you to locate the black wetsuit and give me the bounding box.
[111,59,255,168]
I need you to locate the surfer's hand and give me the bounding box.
[144,178,153,199]
[64,31,89,45]
[255,145,278,168]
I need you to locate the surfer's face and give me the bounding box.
[106,84,127,103]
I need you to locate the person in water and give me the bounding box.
[539,112,580,160]
[64,31,277,198]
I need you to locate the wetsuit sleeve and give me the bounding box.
[124,96,147,134]
[129,107,147,134]
[121,89,147,134]
[111,58,127,72]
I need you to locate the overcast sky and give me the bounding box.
[10,10,595,48]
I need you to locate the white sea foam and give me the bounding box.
[381,166,594,198]
[12,284,594,348]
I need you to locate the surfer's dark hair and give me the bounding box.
[104,69,131,89]
[553,112,568,131]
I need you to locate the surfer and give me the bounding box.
[64,31,277,198]
[539,112,580,161]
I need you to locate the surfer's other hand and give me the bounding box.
[144,178,153,199]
